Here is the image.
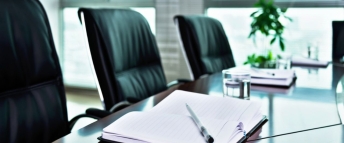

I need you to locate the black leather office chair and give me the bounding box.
[174,15,236,80]
[78,9,190,117]
[332,21,344,61]
[0,1,96,142]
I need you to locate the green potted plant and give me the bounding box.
[244,0,292,68]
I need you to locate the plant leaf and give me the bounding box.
[248,0,291,52]
[250,11,259,17]
[277,54,282,59]
[284,16,293,21]
[281,8,287,13]
[279,38,285,51]
[270,37,276,45]
[267,50,273,60]
[248,30,256,38]
[254,3,261,7]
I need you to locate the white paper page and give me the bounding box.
[216,122,244,143]
[245,110,264,132]
[227,112,264,143]
[226,67,295,86]
[292,56,329,67]
[250,69,294,79]
[250,77,293,86]
[149,90,261,124]
[226,66,295,79]
[103,112,241,143]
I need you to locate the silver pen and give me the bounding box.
[186,103,214,143]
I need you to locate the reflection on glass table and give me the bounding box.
[336,75,344,124]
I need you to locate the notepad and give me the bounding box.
[291,56,329,67]
[227,67,296,87]
[100,90,267,143]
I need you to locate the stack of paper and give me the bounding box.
[100,90,267,143]
[251,85,294,94]
[291,56,329,67]
[228,67,296,87]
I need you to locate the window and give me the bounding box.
[62,7,156,88]
[207,8,344,66]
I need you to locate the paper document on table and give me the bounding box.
[99,90,267,143]
[149,90,261,123]
[227,67,295,87]
[291,56,329,67]
[102,112,243,143]
[251,84,294,94]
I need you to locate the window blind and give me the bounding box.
[156,0,204,82]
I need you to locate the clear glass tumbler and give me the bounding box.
[276,59,291,69]
[222,70,251,99]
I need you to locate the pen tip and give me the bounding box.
[208,136,214,143]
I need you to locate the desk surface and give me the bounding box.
[54,65,344,143]
[249,124,344,143]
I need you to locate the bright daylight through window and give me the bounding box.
[207,8,344,65]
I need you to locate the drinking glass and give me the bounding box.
[276,54,291,70]
[222,70,251,99]
[307,42,319,60]
[276,59,291,69]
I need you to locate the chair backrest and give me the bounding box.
[332,21,344,60]
[78,8,167,111]
[0,0,69,142]
[174,15,235,80]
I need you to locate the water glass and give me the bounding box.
[222,70,251,99]
[276,59,291,69]
[307,42,319,60]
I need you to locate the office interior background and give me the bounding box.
[39,0,344,130]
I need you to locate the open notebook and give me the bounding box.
[99,90,267,143]
[228,67,296,87]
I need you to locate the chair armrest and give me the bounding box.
[86,108,111,118]
[167,79,193,88]
[84,101,133,121]
[69,113,100,130]
[199,74,210,79]
[109,101,133,112]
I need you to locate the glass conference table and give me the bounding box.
[54,64,344,143]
